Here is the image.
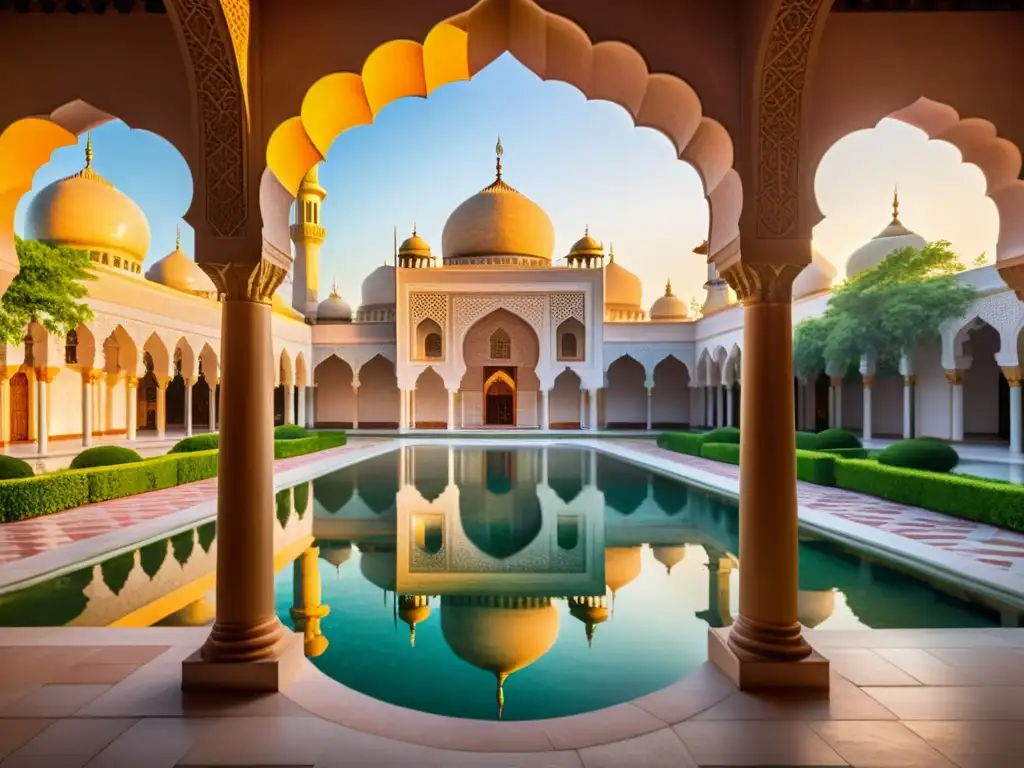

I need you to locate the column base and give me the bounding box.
[181,631,304,693]
[708,628,830,691]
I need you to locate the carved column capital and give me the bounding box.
[200,260,288,304]
[944,369,965,386]
[34,366,59,384]
[719,262,804,305]
[1002,366,1022,388]
[862,375,875,389]
[125,374,139,389]
[829,375,844,388]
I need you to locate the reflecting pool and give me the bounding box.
[0,445,1001,722]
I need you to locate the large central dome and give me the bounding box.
[441,139,555,267]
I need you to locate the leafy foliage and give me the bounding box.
[0,237,95,345]
[793,241,975,376]
[878,438,959,473]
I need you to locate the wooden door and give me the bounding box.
[9,372,29,441]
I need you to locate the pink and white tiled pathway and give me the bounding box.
[0,440,383,566]
[617,439,1024,577]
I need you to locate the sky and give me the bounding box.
[14,52,999,311]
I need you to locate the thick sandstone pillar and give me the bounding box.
[296,385,306,429]
[35,368,56,455]
[82,371,93,447]
[307,386,315,427]
[155,378,168,439]
[190,262,290,675]
[184,378,194,437]
[126,375,138,441]
[1003,367,1021,454]
[447,390,456,431]
[946,370,964,441]
[588,388,598,432]
[208,380,217,432]
[861,376,874,441]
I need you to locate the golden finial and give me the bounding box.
[409,623,416,648]
[584,224,589,237]
[175,225,181,252]
[665,278,673,297]
[891,184,901,224]
[495,135,503,180]
[496,672,507,720]
[330,278,340,299]
[85,133,93,168]
[608,242,615,263]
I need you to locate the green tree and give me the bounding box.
[0,236,95,345]
[793,241,975,376]
[689,296,702,317]
[972,252,988,267]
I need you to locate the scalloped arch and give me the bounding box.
[265,0,741,262]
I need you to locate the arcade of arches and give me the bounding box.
[4,0,1024,698]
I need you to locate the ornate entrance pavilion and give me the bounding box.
[2,0,1023,704]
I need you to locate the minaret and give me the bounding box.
[290,164,327,318]
[696,239,731,315]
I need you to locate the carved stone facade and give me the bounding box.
[550,292,585,329]
[452,294,546,343]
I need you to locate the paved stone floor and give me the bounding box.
[1,627,1023,766]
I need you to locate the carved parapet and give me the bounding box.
[200,259,288,304]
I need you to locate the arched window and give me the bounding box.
[490,329,511,360]
[65,330,78,365]
[425,333,442,359]
[561,333,578,359]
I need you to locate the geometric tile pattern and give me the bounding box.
[620,439,1024,575]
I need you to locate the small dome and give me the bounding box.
[793,248,837,300]
[652,545,687,574]
[358,545,396,592]
[25,135,151,269]
[319,542,352,571]
[567,227,604,258]
[441,138,555,266]
[845,189,927,277]
[649,280,688,321]
[317,281,353,322]
[145,228,217,296]
[398,595,432,647]
[568,596,609,647]
[399,226,432,258]
[798,589,836,628]
[605,247,642,307]
[605,546,642,594]
[361,264,396,308]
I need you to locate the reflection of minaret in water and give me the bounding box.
[568,595,610,647]
[398,595,432,647]
[290,545,331,657]
[695,548,734,628]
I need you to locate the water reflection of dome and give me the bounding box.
[358,545,396,592]
[652,545,687,574]
[399,595,432,647]
[569,596,609,647]
[441,595,559,718]
[798,589,836,628]
[605,547,642,600]
[319,542,352,572]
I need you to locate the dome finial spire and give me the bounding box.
[665,278,673,297]
[412,222,417,237]
[175,225,181,252]
[330,277,339,298]
[495,135,503,180]
[891,184,901,225]
[84,133,93,169]
[608,242,615,263]
[496,672,507,720]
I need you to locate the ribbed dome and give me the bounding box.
[317,281,352,322]
[605,248,643,311]
[145,229,217,296]
[25,135,150,270]
[568,227,604,258]
[793,248,837,300]
[649,280,688,321]
[798,589,836,628]
[361,264,396,307]
[652,545,687,574]
[441,139,555,267]
[846,190,926,277]
[399,226,432,258]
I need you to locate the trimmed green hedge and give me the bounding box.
[878,438,959,473]
[795,431,819,451]
[0,430,348,524]
[814,429,862,450]
[701,427,740,445]
[274,425,309,440]
[834,458,1024,531]
[657,432,705,456]
[818,447,869,460]
[69,445,143,469]
[696,443,838,486]
[699,443,740,464]
[169,434,219,453]
[0,455,33,480]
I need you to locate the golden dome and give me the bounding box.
[846,188,926,277]
[798,589,836,628]
[25,135,150,270]
[441,596,559,717]
[271,292,304,320]
[569,596,609,647]
[568,226,604,258]
[793,248,837,300]
[316,280,353,322]
[441,138,555,266]
[604,246,643,311]
[652,545,687,574]
[399,595,432,647]
[649,280,688,321]
[145,228,218,296]
[399,225,432,258]
[605,546,643,595]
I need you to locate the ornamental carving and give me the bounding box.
[550,292,585,328]
[720,262,804,305]
[409,292,449,330]
[756,0,827,238]
[452,294,546,340]
[201,260,287,303]
[166,0,248,237]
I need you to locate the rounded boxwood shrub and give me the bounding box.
[169,433,219,453]
[814,429,862,450]
[878,438,959,473]
[701,427,740,444]
[69,445,143,470]
[0,455,34,480]
[795,431,819,451]
[274,424,309,440]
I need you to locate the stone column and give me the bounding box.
[81,370,94,447]
[902,376,915,439]
[307,386,315,427]
[830,376,843,430]
[946,370,964,441]
[1002,367,1022,454]
[646,386,653,430]
[399,389,408,431]
[588,388,598,432]
[539,390,549,430]
[208,380,217,432]
[283,384,294,425]
[184,378,194,437]
[185,260,292,685]
[704,385,712,426]
[296,385,306,429]
[861,376,874,441]
[155,378,168,440]
[447,390,456,431]
[409,388,416,429]
[35,368,56,455]
[714,260,820,688]
[726,384,735,428]
[126,375,138,441]
[715,386,724,427]
[350,385,359,429]
[579,389,586,429]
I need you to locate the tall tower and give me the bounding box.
[290,164,327,317]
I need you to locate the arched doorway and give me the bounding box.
[484,369,516,427]
[139,352,158,431]
[605,356,646,429]
[9,372,29,442]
